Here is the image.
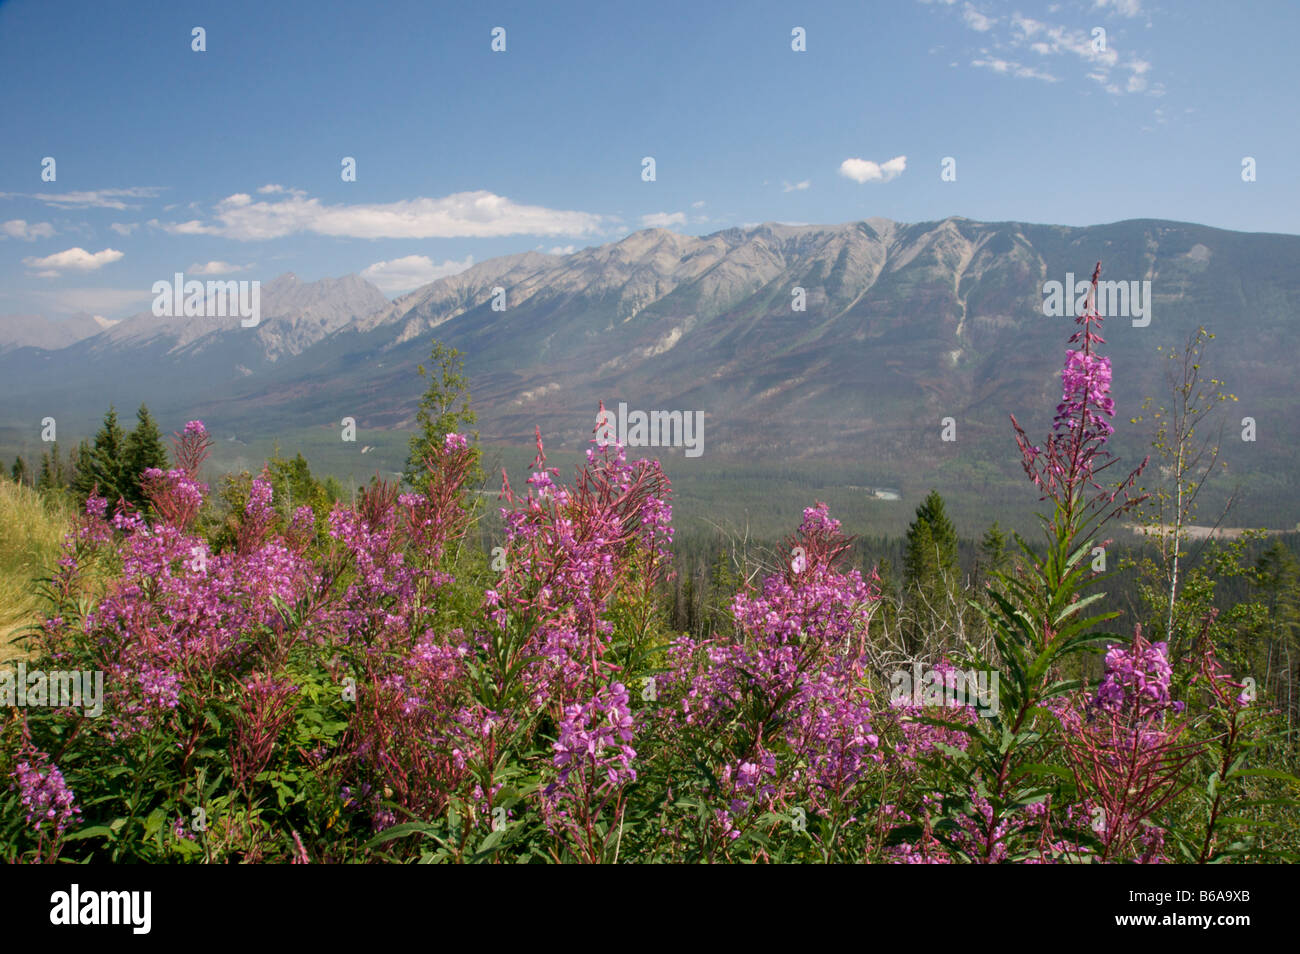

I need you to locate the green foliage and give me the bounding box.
[65,404,175,513]
[904,489,958,588]
[902,490,964,653]
[203,450,340,551]
[35,442,70,495]
[979,521,1008,574]
[122,404,168,509]
[72,406,127,505]
[404,341,482,493]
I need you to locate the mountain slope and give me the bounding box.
[2,218,1297,517]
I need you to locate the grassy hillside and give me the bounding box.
[0,479,69,663]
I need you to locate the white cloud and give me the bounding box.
[548,245,576,255]
[155,189,604,241]
[359,254,474,295]
[1094,0,1142,17]
[838,156,907,184]
[1011,15,1118,68]
[22,246,124,276]
[691,200,706,208]
[1,219,55,240]
[962,3,995,31]
[971,57,1059,81]
[640,211,687,228]
[782,180,811,192]
[187,260,249,275]
[932,3,1155,95]
[152,219,210,235]
[1,187,164,211]
[109,222,138,236]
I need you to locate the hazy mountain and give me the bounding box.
[95,272,389,362]
[0,273,390,421]
[2,217,1298,514]
[0,312,117,354]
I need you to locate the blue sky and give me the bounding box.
[1,0,1296,317]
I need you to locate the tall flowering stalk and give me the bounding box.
[1012,263,1145,533]
[948,262,1151,861]
[1182,630,1292,863]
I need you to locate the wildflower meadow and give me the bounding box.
[4,267,1296,866]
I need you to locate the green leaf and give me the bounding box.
[1227,768,1300,787]
[362,821,439,849]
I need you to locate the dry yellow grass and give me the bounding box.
[0,479,71,663]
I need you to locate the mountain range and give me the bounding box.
[2,216,1298,526]
[0,312,118,354]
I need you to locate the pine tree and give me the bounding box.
[122,404,169,509]
[51,441,67,488]
[10,456,28,485]
[902,490,960,653]
[978,520,1009,580]
[874,555,901,644]
[34,441,70,494]
[36,452,54,492]
[904,490,958,590]
[404,340,481,493]
[71,406,128,508]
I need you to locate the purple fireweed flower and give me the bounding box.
[550,682,638,792]
[1094,636,1177,721]
[11,749,80,834]
[1055,350,1116,439]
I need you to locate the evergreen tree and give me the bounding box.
[978,520,1009,584]
[52,441,67,488]
[69,439,92,494]
[71,406,128,508]
[122,403,168,508]
[36,442,69,494]
[902,490,960,653]
[404,340,482,493]
[36,452,54,492]
[903,490,958,590]
[10,456,28,486]
[980,521,1007,567]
